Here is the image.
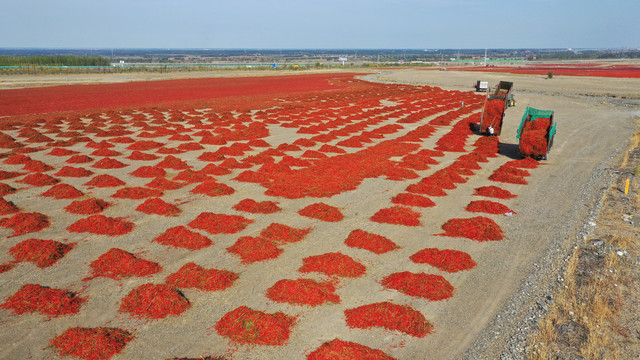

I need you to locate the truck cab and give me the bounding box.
[474,81,488,92]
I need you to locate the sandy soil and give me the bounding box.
[0,69,638,360]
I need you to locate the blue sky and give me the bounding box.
[2,0,638,49]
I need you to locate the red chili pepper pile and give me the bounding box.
[1,283,84,317]
[190,181,235,197]
[391,193,436,208]
[87,248,161,280]
[146,177,185,190]
[226,236,284,264]
[488,164,530,185]
[8,238,74,268]
[298,202,344,222]
[370,206,421,226]
[0,197,19,215]
[49,327,133,360]
[127,140,163,151]
[259,223,310,244]
[266,278,340,306]
[165,262,238,291]
[214,306,295,345]
[156,155,190,170]
[84,174,126,187]
[307,339,396,360]
[22,160,54,172]
[465,200,515,215]
[67,215,134,236]
[0,171,23,180]
[135,197,180,216]
[130,165,166,178]
[405,180,448,196]
[344,229,400,254]
[111,186,163,199]
[233,199,282,214]
[187,212,253,234]
[119,283,190,319]
[473,185,517,199]
[439,216,504,241]
[66,155,94,164]
[435,115,476,152]
[0,212,50,236]
[410,248,477,273]
[20,172,59,186]
[299,252,366,278]
[505,157,541,169]
[127,150,159,161]
[91,148,121,157]
[55,166,94,177]
[344,302,433,337]
[41,183,84,199]
[0,183,17,196]
[64,198,110,215]
[3,154,32,164]
[173,169,214,183]
[381,271,454,300]
[153,226,212,250]
[92,158,127,169]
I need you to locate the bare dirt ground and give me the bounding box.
[0,68,638,360]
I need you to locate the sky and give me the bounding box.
[1,0,638,49]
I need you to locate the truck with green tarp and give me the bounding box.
[517,107,557,160]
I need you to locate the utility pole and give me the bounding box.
[484,48,487,66]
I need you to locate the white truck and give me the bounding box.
[474,80,488,92]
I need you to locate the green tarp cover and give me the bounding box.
[517,106,555,139]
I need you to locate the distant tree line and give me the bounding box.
[0,55,111,66]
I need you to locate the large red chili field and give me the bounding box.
[0,73,544,359]
[455,63,640,78]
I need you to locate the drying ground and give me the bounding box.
[0,67,638,360]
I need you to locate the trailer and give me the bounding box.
[517,107,557,160]
[479,81,513,136]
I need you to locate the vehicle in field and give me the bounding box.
[474,81,488,92]
[479,81,514,136]
[517,107,556,160]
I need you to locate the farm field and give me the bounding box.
[454,62,640,78]
[0,69,638,360]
